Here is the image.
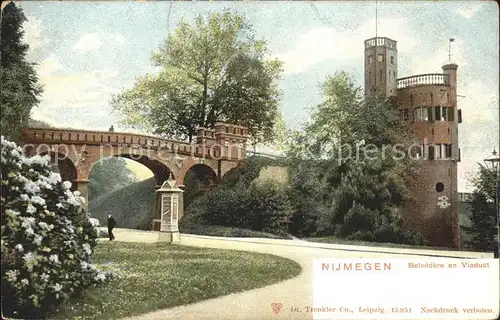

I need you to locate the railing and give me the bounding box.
[22,127,193,149]
[364,37,397,50]
[397,73,449,89]
[458,192,472,203]
[246,151,286,160]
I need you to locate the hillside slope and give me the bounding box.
[88,157,289,230]
[89,177,156,230]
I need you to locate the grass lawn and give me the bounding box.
[305,236,487,252]
[55,241,302,320]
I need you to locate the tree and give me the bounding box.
[0,2,43,141]
[254,110,290,153]
[88,157,138,201]
[287,71,422,243]
[462,165,497,252]
[111,9,283,143]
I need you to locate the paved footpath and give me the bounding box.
[108,228,493,320]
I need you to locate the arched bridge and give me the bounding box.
[21,123,249,210]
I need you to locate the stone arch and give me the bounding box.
[182,164,218,211]
[39,151,78,190]
[91,153,174,188]
[219,162,241,180]
[183,164,217,185]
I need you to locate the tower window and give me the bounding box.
[400,109,409,121]
[434,107,441,121]
[427,107,433,121]
[414,107,430,121]
[445,144,452,158]
[448,107,454,121]
[368,71,371,84]
[428,145,435,160]
[377,54,384,62]
[434,144,444,159]
[368,55,374,64]
[390,56,394,64]
[441,107,448,121]
[379,69,383,82]
[436,182,444,193]
[434,144,452,159]
[433,106,453,121]
[411,145,423,159]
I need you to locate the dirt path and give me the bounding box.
[107,229,492,320]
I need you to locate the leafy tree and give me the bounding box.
[252,110,290,153]
[112,10,283,143]
[88,157,138,201]
[462,165,497,252]
[0,2,43,141]
[286,159,334,237]
[27,119,53,129]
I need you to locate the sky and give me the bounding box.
[13,0,500,192]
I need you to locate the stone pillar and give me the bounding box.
[75,180,89,212]
[154,175,183,243]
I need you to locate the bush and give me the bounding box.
[0,137,110,319]
[249,181,293,235]
[462,166,497,252]
[286,160,337,238]
[340,204,424,245]
[191,180,293,236]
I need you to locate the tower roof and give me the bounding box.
[442,63,458,70]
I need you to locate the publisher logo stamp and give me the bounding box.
[271,302,283,315]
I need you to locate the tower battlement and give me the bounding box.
[364,37,397,49]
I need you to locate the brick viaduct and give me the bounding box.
[21,122,249,211]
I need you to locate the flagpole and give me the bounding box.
[448,40,451,62]
[448,38,455,63]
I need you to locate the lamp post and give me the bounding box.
[484,148,500,258]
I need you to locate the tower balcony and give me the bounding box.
[397,73,450,90]
[364,37,397,50]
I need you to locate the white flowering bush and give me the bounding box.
[0,137,112,318]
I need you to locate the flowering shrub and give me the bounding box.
[0,137,111,318]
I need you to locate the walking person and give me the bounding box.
[107,214,116,241]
